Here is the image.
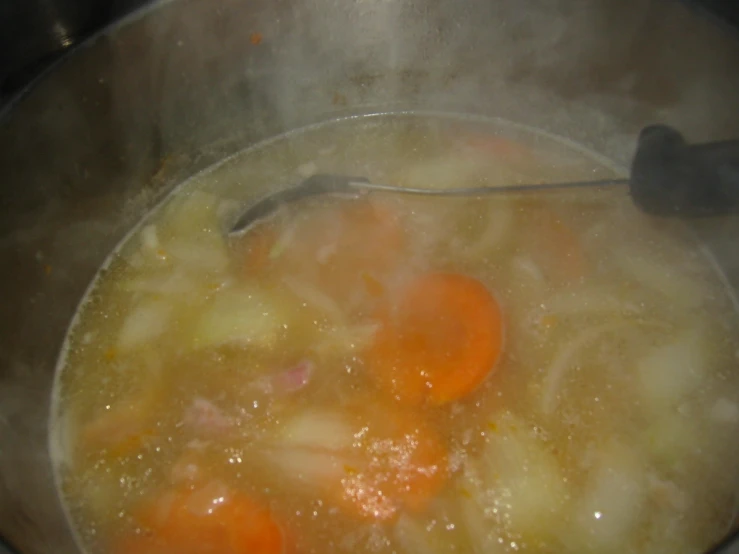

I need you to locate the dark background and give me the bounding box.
[1,0,738,106]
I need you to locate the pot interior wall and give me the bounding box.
[1,0,739,552]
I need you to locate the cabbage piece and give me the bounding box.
[482,415,567,535]
[117,299,173,350]
[193,287,291,349]
[461,413,567,545]
[637,327,707,409]
[265,410,355,492]
[569,441,646,552]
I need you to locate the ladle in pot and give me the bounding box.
[229,124,739,238]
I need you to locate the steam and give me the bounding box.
[1,0,739,553]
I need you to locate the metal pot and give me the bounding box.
[1,0,738,552]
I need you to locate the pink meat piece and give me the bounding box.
[274,359,314,392]
[183,397,234,435]
[253,359,314,395]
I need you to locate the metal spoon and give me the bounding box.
[229,125,739,238]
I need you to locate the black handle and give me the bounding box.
[630,124,739,217]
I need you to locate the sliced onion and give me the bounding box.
[511,254,545,285]
[282,276,345,323]
[268,219,298,261]
[616,248,705,309]
[463,201,513,257]
[122,270,197,296]
[118,299,173,350]
[544,286,641,317]
[540,323,623,414]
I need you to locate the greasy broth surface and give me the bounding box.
[51,114,739,554]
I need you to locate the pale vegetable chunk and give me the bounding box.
[465,413,567,541]
[193,287,290,349]
[638,327,708,409]
[117,299,173,350]
[570,441,646,552]
[277,410,355,452]
[121,270,198,296]
[165,235,231,274]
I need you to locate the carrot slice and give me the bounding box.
[112,484,287,554]
[367,272,503,405]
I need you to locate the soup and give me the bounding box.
[50,114,739,554]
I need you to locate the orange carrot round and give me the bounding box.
[367,272,504,405]
[112,485,288,554]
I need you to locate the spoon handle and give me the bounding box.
[228,125,739,237]
[630,124,739,217]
